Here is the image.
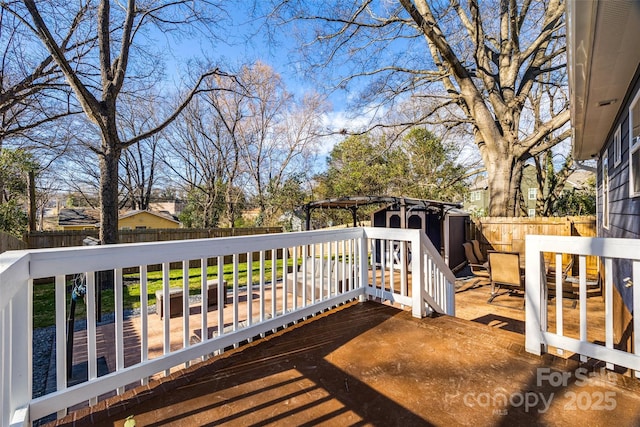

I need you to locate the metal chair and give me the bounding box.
[488,251,525,303]
[463,242,490,280]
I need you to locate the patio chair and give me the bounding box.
[488,251,525,303]
[462,242,490,280]
[546,257,577,299]
[471,239,486,264]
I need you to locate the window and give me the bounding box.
[470,190,481,202]
[528,208,535,218]
[614,124,622,166]
[603,153,609,229]
[630,91,640,197]
[528,188,537,200]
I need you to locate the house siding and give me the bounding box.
[598,64,640,315]
[119,211,180,230]
[599,64,640,240]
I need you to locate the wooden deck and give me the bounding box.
[42,272,628,425]
[49,299,640,427]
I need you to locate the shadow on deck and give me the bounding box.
[49,300,640,427]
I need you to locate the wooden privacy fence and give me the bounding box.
[26,227,284,275]
[26,227,283,249]
[467,216,598,278]
[0,232,27,254]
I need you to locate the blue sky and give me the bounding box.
[156,7,367,147]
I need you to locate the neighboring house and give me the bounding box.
[58,208,181,231]
[57,208,100,231]
[464,167,592,217]
[148,199,185,216]
[117,210,181,230]
[463,175,489,217]
[567,0,640,346]
[519,165,539,217]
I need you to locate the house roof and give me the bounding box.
[565,169,595,190]
[58,208,100,227]
[568,0,640,160]
[58,209,181,227]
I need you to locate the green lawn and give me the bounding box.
[32,258,294,329]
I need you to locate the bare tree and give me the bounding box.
[235,62,326,224]
[272,0,570,216]
[0,5,87,148]
[165,94,239,228]
[166,61,326,227]
[7,0,234,243]
[118,97,166,211]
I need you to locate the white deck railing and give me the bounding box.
[525,234,640,373]
[0,227,454,426]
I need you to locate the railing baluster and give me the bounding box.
[182,261,190,367]
[260,251,266,322]
[338,241,343,296]
[292,247,298,310]
[380,239,386,294]
[319,243,325,301]
[554,253,564,355]
[302,245,308,306]
[400,241,407,297]
[579,255,587,362]
[282,247,288,313]
[604,257,613,369]
[85,272,98,404]
[271,249,277,321]
[310,245,316,305]
[115,268,124,394]
[217,256,224,342]
[140,265,149,385]
[201,258,208,350]
[54,275,67,415]
[370,238,377,296]
[233,254,239,333]
[162,262,171,376]
[247,252,253,327]
[390,240,395,298]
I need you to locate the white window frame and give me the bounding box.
[528,188,537,200]
[528,208,535,218]
[630,90,640,197]
[614,124,622,166]
[603,153,609,229]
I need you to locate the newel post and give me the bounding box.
[525,235,547,355]
[411,232,424,318]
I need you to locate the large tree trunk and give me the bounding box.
[99,145,121,244]
[484,150,521,217]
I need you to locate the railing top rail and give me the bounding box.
[526,235,640,260]
[362,227,420,241]
[419,232,457,284]
[0,250,30,311]
[2,228,366,280]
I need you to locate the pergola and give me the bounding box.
[300,196,463,230]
